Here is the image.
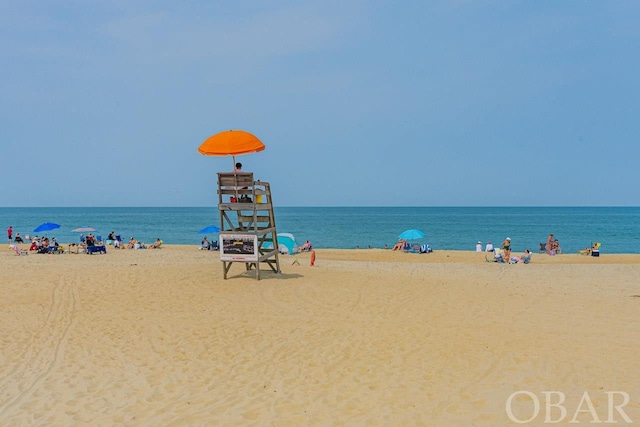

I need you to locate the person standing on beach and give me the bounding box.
[502,237,511,260]
[546,233,554,253]
[7,225,13,243]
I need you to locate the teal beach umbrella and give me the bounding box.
[398,229,426,240]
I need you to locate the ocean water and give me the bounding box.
[1,207,639,254]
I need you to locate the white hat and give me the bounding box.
[478,241,482,244]
[506,237,511,240]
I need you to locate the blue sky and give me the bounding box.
[1,1,639,207]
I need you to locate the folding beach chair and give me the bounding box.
[486,248,504,263]
[10,244,28,256]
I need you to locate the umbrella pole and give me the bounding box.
[232,155,239,201]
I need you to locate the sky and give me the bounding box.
[1,0,639,207]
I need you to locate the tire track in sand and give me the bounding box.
[0,274,77,416]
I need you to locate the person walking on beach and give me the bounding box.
[7,225,13,243]
[502,237,511,260]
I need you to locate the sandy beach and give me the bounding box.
[1,245,639,426]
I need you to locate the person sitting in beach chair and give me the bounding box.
[10,244,28,255]
[86,235,107,254]
[392,239,405,251]
[486,248,505,263]
[106,232,116,245]
[578,242,601,256]
[149,238,163,249]
[46,237,63,254]
[200,236,211,250]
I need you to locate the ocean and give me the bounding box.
[2,207,639,254]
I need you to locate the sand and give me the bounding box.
[1,245,639,426]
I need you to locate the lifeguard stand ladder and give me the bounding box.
[217,172,281,280]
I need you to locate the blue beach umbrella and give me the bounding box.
[198,225,221,234]
[398,229,426,240]
[34,222,61,233]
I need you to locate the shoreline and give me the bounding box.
[3,244,640,265]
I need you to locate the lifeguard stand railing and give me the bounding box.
[217,172,281,280]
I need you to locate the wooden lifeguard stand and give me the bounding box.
[217,172,281,280]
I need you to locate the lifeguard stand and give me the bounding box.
[217,172,281,280]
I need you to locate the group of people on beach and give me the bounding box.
[104,232,162,249]
[545,233,562,255]
[7,226,27,244]
[478,237,532,264]
[480,232,568,263]
[200,236,218,250]
[28,236,61,253]
[7,225,163,253]
[78,233,162,250]
[477,240,511,253]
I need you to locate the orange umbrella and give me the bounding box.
[198,130,265,168]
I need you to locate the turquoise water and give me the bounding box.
[2,207,639,254]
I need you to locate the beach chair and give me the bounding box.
[420,244,432,253]
[538,242,547,253]
[487,248,504,263]
[407,244,420,253]
[591,242,601,257]
[10,244,28,256]
[86,245,107,254]
[86,239,107,255]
